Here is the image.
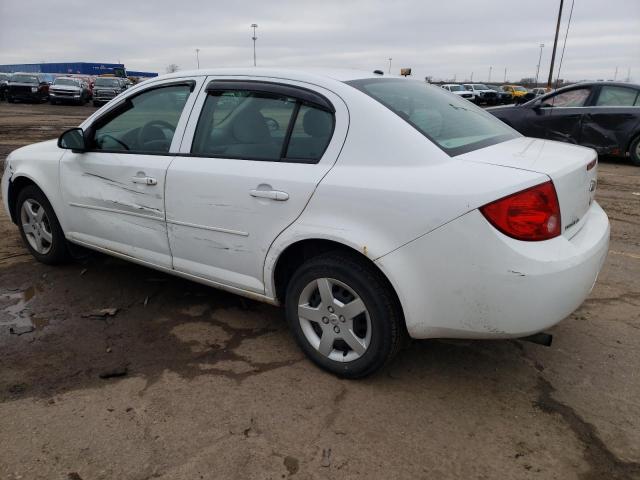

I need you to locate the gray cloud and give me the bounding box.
[1,0,638,82]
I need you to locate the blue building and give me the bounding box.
[0,62,157,78]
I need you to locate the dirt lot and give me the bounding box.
[0,101,639,480]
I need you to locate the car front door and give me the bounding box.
[165,78,348,294]
[60,78,201,268]
[526,86,594,144]
[580,84,640,155]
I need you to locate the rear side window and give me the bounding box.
[191,89,334,163]
[595,86,639,107]
[347,78,518,156]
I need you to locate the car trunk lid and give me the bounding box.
[459,137,598,239]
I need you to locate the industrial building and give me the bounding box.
[0,62,157,78]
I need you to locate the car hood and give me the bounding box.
[51,85,81,92]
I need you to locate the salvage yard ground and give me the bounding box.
[0,102,639,479]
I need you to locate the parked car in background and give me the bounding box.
[49,77,91,105]
[463,84,498,105]
[2,68,610,378]
[92,77,128,106]
[6,73,51,103]
[0,72,9,100]
[532,87,552,96]
[489,82,640,166]
[487,84,512,104]
[441,83,475,101]
[501,85,530,102]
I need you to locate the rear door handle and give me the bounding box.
[250,189,289,201]
[131,176,157,185]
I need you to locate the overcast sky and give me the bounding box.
[1,0,638,83]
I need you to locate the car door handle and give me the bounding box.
[250,189,289,201]
[131,176,157,186]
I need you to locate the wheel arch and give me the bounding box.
[6,174,43,224]
[269,238,405,326]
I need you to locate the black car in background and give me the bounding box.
[7,73,51,103]
[487,84,513,104]
[93,77,129,106]
[488,82,640,166]
[0,73,9,100]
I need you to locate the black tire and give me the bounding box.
[7,97,14,103]
[93,101,100,107]
[629,136,640,167]
[15,185,70,264]
[285,252,405,378]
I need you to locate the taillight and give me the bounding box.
[480,181,561,241]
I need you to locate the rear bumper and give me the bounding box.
[376,201,610,339]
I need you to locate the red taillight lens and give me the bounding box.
[480,181,561,241]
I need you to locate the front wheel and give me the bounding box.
[285,252,405,378]
[629,136,640,167]
[16,185,70,264]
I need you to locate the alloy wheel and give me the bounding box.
[20,199,53,254]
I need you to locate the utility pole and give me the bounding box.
[614,66,618,81]
[547,0,564,87]
[195,49,200,69]
[388,57,392,74]
[488,66,492,83]
[627,67,631,82]
[504,67,507,82]
[453,73,456,82]
[251,24,258,67]
[470,72,474,82]
[535,43,544,86]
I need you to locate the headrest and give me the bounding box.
[303,108,332,137]
[233,109,271,144]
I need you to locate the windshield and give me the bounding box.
[474,84,490,90]
[54,78,79,87]
[514,86,527,92]
[10,74,38,84]
[448,85,464,91]
[95,78,120,87]
[347,78,519,156]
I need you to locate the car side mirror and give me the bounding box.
[58,128,86,152]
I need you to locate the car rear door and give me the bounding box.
[60,77,203,268]
[165,77,348,294]
[580,84,640,155]
[528,86,594,144]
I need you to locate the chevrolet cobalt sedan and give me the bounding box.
[2,69,610,378]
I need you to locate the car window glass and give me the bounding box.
[595,86,639,107]
[192,91,298,161]
[285,105,333,160]
[545,88,590,107]
[92,84,192,154]
[348,79,518,156]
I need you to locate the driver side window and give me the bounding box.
[91,84,192,154]
[544,88,590,108]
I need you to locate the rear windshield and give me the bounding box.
[447,85,464,92]
[95,78,121,87]
[347,78,518,156]
[10,74,38,84]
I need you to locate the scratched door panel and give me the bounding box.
[60,151,173,268]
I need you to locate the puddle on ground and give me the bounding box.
[0,285,43,335]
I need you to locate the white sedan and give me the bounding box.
[1,68,609,378]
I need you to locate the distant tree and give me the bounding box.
[166,64,180,73]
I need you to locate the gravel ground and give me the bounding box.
[0,101,639,480]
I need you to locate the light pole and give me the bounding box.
[488,66,492,83]
[251,24,258,67]
[504,67,507,82]
[195,48,200,69]
[535,43,544,86]
[470,72,474,82]
[548,0,564,87]
[388,57,392,74]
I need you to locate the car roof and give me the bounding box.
[159,67,396,86]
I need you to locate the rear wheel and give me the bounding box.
[285,252,405,378]
[16,186,70,264]
[630,136,640,167]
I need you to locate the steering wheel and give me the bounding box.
[137,120,175,147]
[99,134,129,150]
